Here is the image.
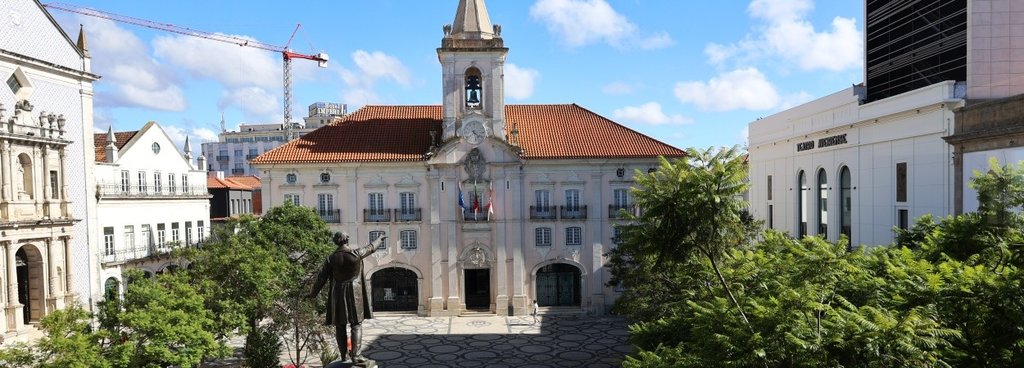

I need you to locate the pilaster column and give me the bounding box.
[59,148,68,217]
[6,241,18,307]
[1,141,10,202]
[41,145,50,201]
[62,236,75,305]
[47,238,61,306]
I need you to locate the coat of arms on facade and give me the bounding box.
[464,148,486,181]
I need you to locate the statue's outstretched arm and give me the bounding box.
[356,236,387,260]
[306,258,331,298]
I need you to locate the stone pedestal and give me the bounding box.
[511,294,528,316]
[446,296,462,316]
[427,297,445,316]
[325,359,377,368]
[495,294,509,316]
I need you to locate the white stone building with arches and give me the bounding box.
[0,0,99,341]
[252,0,685,316]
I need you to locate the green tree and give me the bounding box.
[608,146,757,325]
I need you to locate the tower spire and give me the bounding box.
[76,24,90,57]
[451,0,495,39]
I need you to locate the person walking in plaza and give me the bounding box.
[532,299,540,324]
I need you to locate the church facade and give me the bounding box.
[252,0,685,316]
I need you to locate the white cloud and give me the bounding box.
[779,91,815,110]
[740,127,750,146]
[78,16,185,111]
[706,0,862,72]
[505,64,540,100]
[218,87,281,122]
[612,102,691,125]
[161,125,220,156]
[529,0,672,49]
[674,68,780,111]
[152,34,280,89]
[602,82,635,95]
[193,127,219,143]
[335,50,411,107]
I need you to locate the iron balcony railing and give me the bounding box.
[463,209,489,222]
[396,208,422,222]
[99,242,191,264]
[231,168,245,175]
[364,208,391,223]
[245,154,259,160]
[608,204,635,219]
[560,205,587,220]
[215,155,230,162]
[319,209,341,223]
[97,184,210,199]
[530,206,557,220]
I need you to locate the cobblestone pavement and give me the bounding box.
[205,314,633,367]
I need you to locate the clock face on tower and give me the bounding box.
[462,120,487,145]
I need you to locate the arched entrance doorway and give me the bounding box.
[371,267,418,312]
[16,245,44,324]
[104,277,120,300]
[535,263,581,307]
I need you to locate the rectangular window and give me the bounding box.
[185,221,193,245]
[400,192,415,212]
[103,227,115,256]
[612,227,623,245]
[153,171,162,194]
[767,175,773,201]
[198,221,205,242]
[768,204,774,229]
[248,148,258,156]
[120,170,131,192]
[400,230,417,249]
[535,227,552,247]
[231,199,237,215]
[182,174,189,194]
[368,192,386,221]
[565,189,580,211]
[171,222,180,243]
[566,226,582,246]
[49,170,59,199]
[318,193,335,218]
[141,224,152,248]
[168,174,176,193]
[284,193,301,205]
[157,224,166,249]
[613,188,629,208]
[535,190,550,209]
[6,74,21,94]
[234,149,243,157]
[896,162,907,203]
[898,209,909,230]
[370,231,386,249]
[124,225,135,250]
[137,171,148,193]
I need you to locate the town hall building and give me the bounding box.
[252,0,685,316]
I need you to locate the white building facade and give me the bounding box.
[748,82,964,247]
[0,0,98,341]
[93,122,209,296]
[253,0,685,316]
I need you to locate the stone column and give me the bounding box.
[62,236,75,306]
[5,241,21,331]
[0,142,9,202]
[46,238,61,311]
[493,173,508,315]
[510,171,527,315]
[427,169,445,315]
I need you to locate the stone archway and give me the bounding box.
[104,277,120,300]
[370,267,419,312]
[16,244,45,324]
[534,262,582,307]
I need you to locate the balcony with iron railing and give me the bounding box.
[245,154,259,160]
[396,208,422,222]
[216,155,230,162]
[530,206,557,220]
[231,168,245,175]
[463,208,489,222]
[319,209,341,223]
[99,242,188,265]
[560,205,587,220]
[608,204,635,219]
[364,208,391,223]
[97,184,211,199]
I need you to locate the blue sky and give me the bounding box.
[49,0,864,154]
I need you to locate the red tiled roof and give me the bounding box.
[93,131,139,162]
[207,176,253,190]
[226,175,261,190]
[252,104,685,164]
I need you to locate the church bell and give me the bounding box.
[468,89,480,104]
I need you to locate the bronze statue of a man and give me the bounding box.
[307,232,384,365]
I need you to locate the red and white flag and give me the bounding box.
[487,182,495,221]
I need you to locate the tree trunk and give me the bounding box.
[707,253,751,329]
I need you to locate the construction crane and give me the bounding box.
[43,2,328,140]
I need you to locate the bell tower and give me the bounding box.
[438,0,509,142]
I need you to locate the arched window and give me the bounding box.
[465,67,482,109]
[797,171,807,237]
[839,166,852,243]
[817,169,828,239]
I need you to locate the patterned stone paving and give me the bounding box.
[205,314,633,367]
